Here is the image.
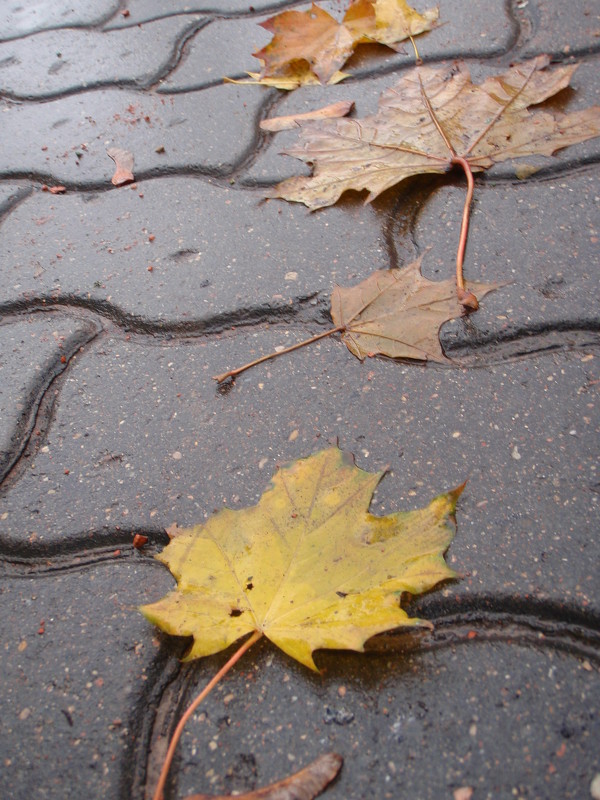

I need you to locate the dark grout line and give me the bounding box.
[410,590,600,638]
[0,8,122,44]
[2,46,599,105]
[125,645,192,800]
[0,184,33,224]
[146,16,212,90]
[0,292,328,337]
[444,323,600,363]
[0,534,170,572]
[0,318,102,490]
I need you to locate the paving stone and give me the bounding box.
[104,0,296,29]
[0,0,118,41]
[0,560,176,800]
[517,0,600,58]
[0,4,599,798]
[243,56,600,185]
[0,312,98,481]
[0,183,30,215]
[400,169,600,342]
[168,636,600,799]
[0,16,205,99]
[156,16,274,91]
[0,84,268,185]
[157,0,514,92]
[0,179,389,325]
[0,333,597,616]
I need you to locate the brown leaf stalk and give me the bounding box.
[152,630,263,800]
[418,76,478,309]
[213,326,344,384]
[451,155,478,310]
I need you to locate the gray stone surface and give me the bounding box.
[0,313,98,481]
[1,2,599,798]
[0,84,269,185]
[0,335,597,620]
[0,16,205,99]
[104,0,296,29]
[171,636,600,799]
[0,180,388,325]
[518,0,600,58]
[0,0,118,41]
[404,169,600,338]
[0,560,175,799]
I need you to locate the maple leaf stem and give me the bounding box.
[452,156,479,310]
[152,630,263,800]
[409,35,422,66]
[213,326,345,384]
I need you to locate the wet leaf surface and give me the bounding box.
[243,0,437,88]
[269,56,600,208]
[141,447,460,671]
[330,257,500,362]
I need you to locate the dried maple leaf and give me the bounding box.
[185,753,342,800]
[269,56,600,208]
[244,0,437,88]
[107,147,134,186]
[214,255,500,383]
[330,257,499,362]
[141,447,460,671]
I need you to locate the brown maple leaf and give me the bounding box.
[269,56,600,209]
[267,55,600,306]
[330,258,499,362]
[214,256,500,383]
[247,0,437,87]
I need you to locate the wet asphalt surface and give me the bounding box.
[0,2,599,799]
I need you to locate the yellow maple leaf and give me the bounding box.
[141,447,460,671]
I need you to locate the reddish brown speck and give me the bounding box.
[133,534,149,549]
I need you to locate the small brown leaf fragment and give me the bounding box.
[107,147,135,186]
[330,257,500,363]
[42,184,66,194]
[453,788,474,800]
[260,101,354,132]
[185,753,343,800]
[133,534,148,549]
[165,522,182,539]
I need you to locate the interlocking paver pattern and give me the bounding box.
[1,2,598,799]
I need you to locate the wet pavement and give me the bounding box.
[0,2,599,799]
